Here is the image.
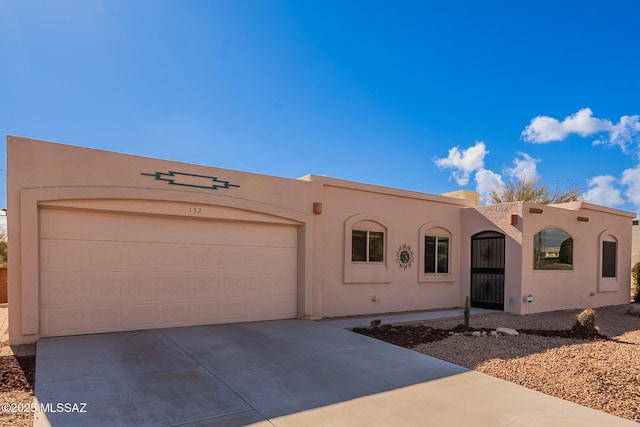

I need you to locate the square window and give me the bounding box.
[351,229,384,263]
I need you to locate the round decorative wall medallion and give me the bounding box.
[395,244,414,270]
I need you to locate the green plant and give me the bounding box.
[572,308,598,337]
[464,296,471,330]
[632,262,640,303]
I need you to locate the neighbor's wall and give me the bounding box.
[519,201,634,314]
[7,136,321,344]
[0,267,7,304]
[311,176,474,318]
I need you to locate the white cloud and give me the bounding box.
[506,152,540,180]
[434,141,488,186]
[621,165,640,211]
[583,175,624,207]
[522,108,613,143]
[474,168,504,204]
[599,114,640,153]
[522,108,640,154]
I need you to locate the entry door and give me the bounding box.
[471,231,505,310]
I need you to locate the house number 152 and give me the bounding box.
[189,207,202,214]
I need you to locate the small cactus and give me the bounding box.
[464,296,471,331]
[572,308,599,337]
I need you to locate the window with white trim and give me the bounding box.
[352,229,384,262]
[424,235,449,274]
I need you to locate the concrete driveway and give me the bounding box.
[35,319,635,426]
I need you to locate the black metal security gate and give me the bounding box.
[471,231,505,310]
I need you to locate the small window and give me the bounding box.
[533,228,573,270]
[352,230,384,262]
[602,241,617,278]
[425,236,449,273]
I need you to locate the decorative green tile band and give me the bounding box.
[141,171,240,190]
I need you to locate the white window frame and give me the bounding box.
[424,235,449,274]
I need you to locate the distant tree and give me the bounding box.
[489,176,582,205]
[0,233,6,267]
[559,237,573,265]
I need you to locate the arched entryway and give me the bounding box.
[471,231,505,310]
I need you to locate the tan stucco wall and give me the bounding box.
[518,201,633,314]
[463,201,634,314]
[312,177,473,318]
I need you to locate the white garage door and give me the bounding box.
[39,208,298,337]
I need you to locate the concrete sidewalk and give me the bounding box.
[320,307,494,329]
[35,319,636,426]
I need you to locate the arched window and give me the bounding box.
[533,228,573,270]
[344,214,391,283]
[601,235,618,278]
[424,232,449,274]
[351,220,385,263]
[419,224,455,282]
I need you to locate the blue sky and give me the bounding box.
[2,0,640,227]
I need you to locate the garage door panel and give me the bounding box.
[122,304,157,328]
[270,296,298,317]
[218,247,297,272]
[40,240,83,272]
[121,274,159,298]
[82,273,121,303]
[81,242,123,272]
[39,208,299,337]
[212,224,297,248]
[82,305,122,331]
[120,243,163,271]
[190,275,221,297]
[158,302,190,325]
[41,273,83,305]
[156,275,194,300]
[190,301,219,324]
[41,306,83,337]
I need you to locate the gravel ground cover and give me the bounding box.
[409,304,640,422]
[0,355,35,427]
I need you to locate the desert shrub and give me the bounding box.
[572,308,598,337]
[633,262,640,303]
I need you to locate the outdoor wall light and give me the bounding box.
[313,202,323,214]
[529,208,543,214]
[509,214,519,225]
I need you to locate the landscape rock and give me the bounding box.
[496,327,519,336]
[472,331,482,337]
[490,330,498,337]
